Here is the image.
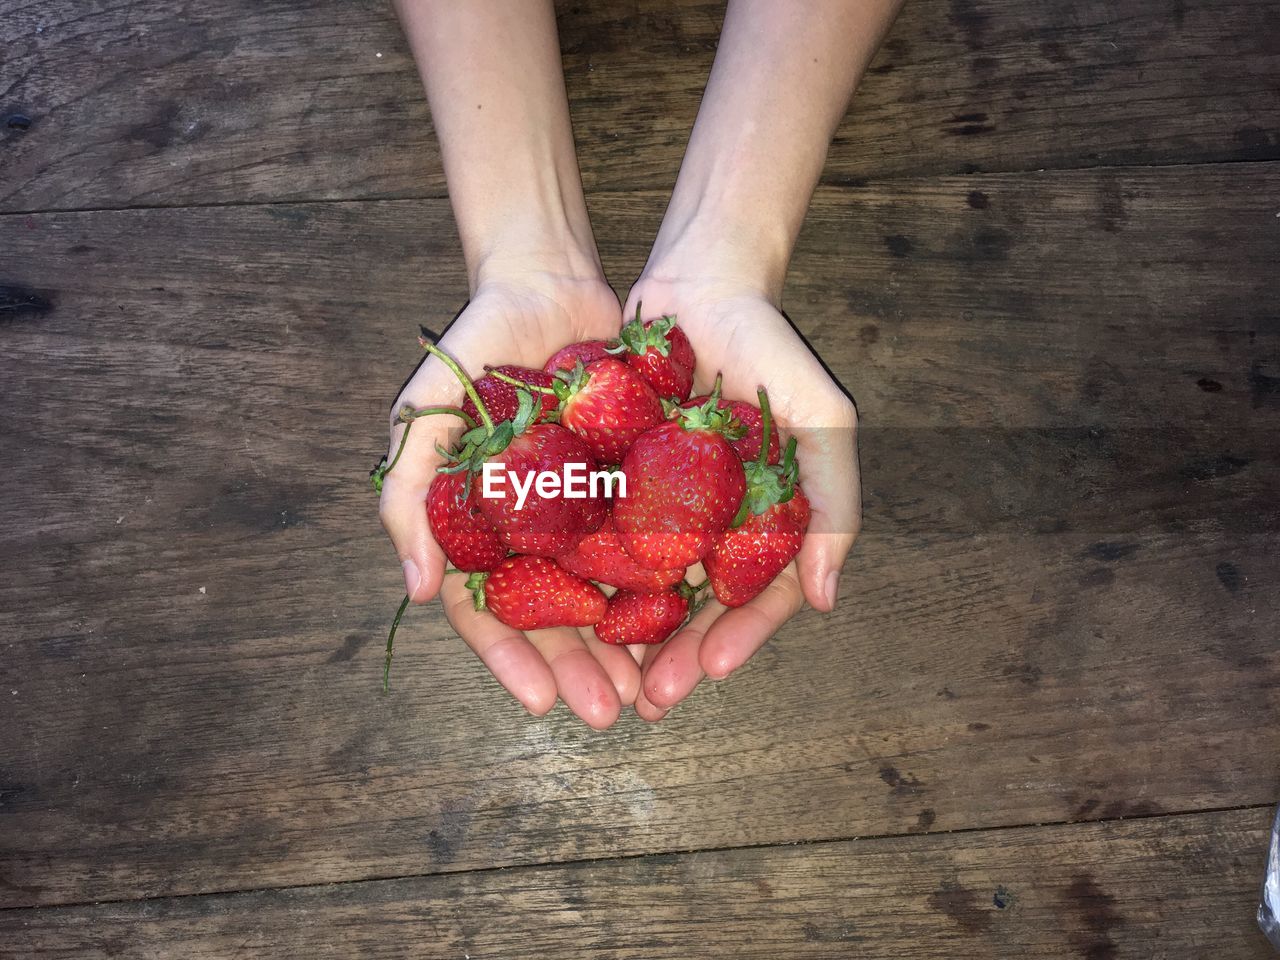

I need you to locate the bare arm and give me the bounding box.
[393,0,601,289]
[647,0,904,299]
[628,0,904,719]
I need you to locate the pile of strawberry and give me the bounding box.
[373,310,810,684]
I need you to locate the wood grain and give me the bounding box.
[1,166,1278,907]
[2,0,1278,211]
[1,808,1274,958]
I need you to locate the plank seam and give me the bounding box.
[3,800,1274,915]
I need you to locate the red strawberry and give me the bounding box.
[681,378,780,464]
[475,423,605,557]
[557,358,664,463]
[613,400,746,569]
[471,556,607,630]
[595,586,692,645]
[705,488,809,606]
[463,365,558,425]
[704,390,811,607]
[426,471,508,572]
[418,342,604,558]
[555,514,684,592]
[545,339,614,374]
[611,309,696,400]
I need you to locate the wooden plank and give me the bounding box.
[1,808,1274,958]
[3,0,1278,211]
[1,165,1278,907]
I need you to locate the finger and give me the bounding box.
[633,644,669,722]
[698,564,804,680]
[793,401,861,612]
[641,597,725,710]
[526,628,622,730]
[440,574,558,716]
[581,630,642,706]
[378,366,474,604]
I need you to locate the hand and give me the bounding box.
[622,275,861,721]
[378,272,643,728]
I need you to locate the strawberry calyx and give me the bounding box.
[731,388,799,527]
[465,571,490,612]
[437,385,541,476]
[606,302,677,359]
[669,383,747,441]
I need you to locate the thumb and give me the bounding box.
[378,416,449,604]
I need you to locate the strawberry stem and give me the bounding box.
[755,387,772,468]
[383,592,411,693]
[403,404,478,429]
[420,341,495,436]
[370,403,478,492]
[709,372,724,405]
[488,369,556,395]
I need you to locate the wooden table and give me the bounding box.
[2,0,1278,955]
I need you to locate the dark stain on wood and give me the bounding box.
[1195,377,1223,392]
[1040,40,1075,64]
[1065,874,1124,960]
[884,234,914,257]
[879,765,925,797]
[1232,125,1280,162]
[0,285,53,320]
[1214,561,1242,594]
[1179,454,1250,482]
[914,808,937,832]
[1083,541,1140,563]
[967,189,990,209]
[858,323,880,346]
[968,722,991,732]
[5,113,33,132]
[928,879,992,933]
[1249,362,1280,408]
[948,0,992,52]
[126,101,186,150]
[970,226,1014,260]
[327,633,371,664]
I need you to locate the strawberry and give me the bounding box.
[613,398,746,569]
[426,471,508,572]
[545,339,614,374]
[492,358,665,464]
[462,364,558,425]
[470,555,607,630]
[472,423,605,557]
[609,308,696,400]
[680,375,780,464]
[422,343,604,558]
[595,585,695,645]
[557,359,664,463]
[704,390,811,607]
[555,513,684,592]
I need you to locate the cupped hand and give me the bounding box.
[621,277,861,720]
[378,273,642,728]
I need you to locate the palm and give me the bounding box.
[380,277,643,728]
[622,281,861,720]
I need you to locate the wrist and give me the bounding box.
[642,193,793,306]
[470,224,604,297]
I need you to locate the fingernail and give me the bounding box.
[402,558,422,598]
[824,571,840,610]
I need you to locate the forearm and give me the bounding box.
[394,0,601,290]
[646,0,904,300]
